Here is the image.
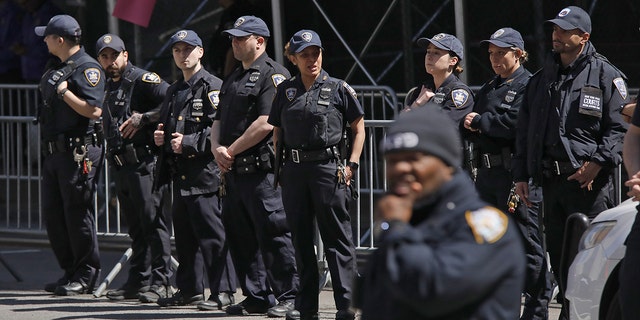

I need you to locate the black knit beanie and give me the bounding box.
[382,107,462,167]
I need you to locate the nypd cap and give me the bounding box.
[481,28,525,50]
[170,30,202,47]
[417,33,464,60]
[289,29,323,54]
[382,106,462,167]
[546,6,591,34]
[34,14,81,37]
[96,34,126,54]
[222,15,270,38]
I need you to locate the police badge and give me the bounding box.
[84,68,101,87]
[286,88,297,101]
[451,89,470,108]
[505,90,517,103]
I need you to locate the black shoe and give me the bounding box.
[226,298,270,315]
[139,284,172,303]
[197,292,235,311]
[44,276,69,293]
[106,284,149,301]
[267,300,296,317]
[156,290,203,307]
[336,309,356,320]
[55,281,88,296]
[286,310,319,320]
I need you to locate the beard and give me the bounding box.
[106,66,123,79]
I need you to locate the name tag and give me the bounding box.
[578,86,602,118]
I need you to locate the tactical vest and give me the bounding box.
[281,80,343,149]
[103,68,140,150]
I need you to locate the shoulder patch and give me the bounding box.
[141,72,161,84]
[451,88,470,108]
[286,87,297,101]
[342,81,358,99]
[613,77,628,100]
[465,207,508,244]
[271,73,286,87]
[208,90,220,108]
[83,68,101,87]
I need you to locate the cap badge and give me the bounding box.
[103,35,112,44]
[558,8,571,17]
[177,30,187,40]
[491,29,504,39]
[234,17,245,27]
[433,33,446,40]
[301,32,312,42]
[384,132,419,150]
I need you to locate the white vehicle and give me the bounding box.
[565,198,638,320]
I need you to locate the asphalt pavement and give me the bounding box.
[0,245,562,320]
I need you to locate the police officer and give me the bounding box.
[356,106,525,319]
[35,14,105,295]
[463,28,550,320]
[210,15,299,317]
[620,92,640,320]
[153,29,236,310]
[512,6,630,319]
[269,30,365,320]
[94,33,173,302]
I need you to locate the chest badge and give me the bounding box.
[286,87,297,101]
[504,90,517,103]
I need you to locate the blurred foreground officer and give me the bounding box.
[355,106,525,319]
[463,28,550,320]
[35,14,105,295]
[210,15,299,317]
[153,29,236,310]
[620,91,639,320]
[513,7,629,319]
[269,30,365,320]
[95,33,173,302]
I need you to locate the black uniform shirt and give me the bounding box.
[410,73,474,128]
[215,52,290,156]
[39,47,105,139]
[467,65,531,155]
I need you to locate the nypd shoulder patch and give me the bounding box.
[272,73,286,87]
[343,81,358,99]
[451,88,470,108]
[84,68,101,87]
[208,90,220,108]
[141,72,161,84]
[465,207,508,244]
[613,77,628,100]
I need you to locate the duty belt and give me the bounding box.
[42,134,96,156]
[542,159,577,176]
[112,144,152,167]
[480,153,504,169]
[288,147,336,163]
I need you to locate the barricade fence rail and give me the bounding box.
[0,84,397,251]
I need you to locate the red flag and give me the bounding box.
[112,0,157,28]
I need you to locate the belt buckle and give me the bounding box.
[291,149,300,163]
[554,161,561,175]
[482,154,491,169]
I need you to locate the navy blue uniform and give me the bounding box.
[357,172,525,319]
[103,63,173,290]
[466,65,550,319]
[38,47,105,291]
[269,70,363,316]
[155,68,235,298]
[513,42,630,318]
[215,52,298,307]
[619,91,640,320]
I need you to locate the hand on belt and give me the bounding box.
[542,159,576,176]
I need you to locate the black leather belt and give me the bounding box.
[480,153,504,169]
[42,134,96,155]
[112,144,151,167]
[288,147,335,163]
[542,159,577,176]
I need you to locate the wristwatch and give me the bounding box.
[58,88,68,100]
[347,161,359,171]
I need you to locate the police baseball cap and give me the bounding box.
[222,15,270,38]
[170,30,202,47]
[546,6,591,33]
[417,33,464,60]
[382,106,462,168]
[34,14,81,37]
[481,28,525,50]
[96,34,126,54]
[289,29,323,54]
